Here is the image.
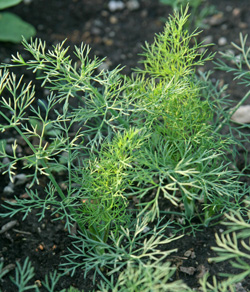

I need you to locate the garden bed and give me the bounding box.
[1,1,250,291]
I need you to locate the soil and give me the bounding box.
[1,0,250,291]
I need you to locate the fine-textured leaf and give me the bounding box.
[0,12,36,43]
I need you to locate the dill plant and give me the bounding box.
[0,6,249,289]
[197,198,250,292]
[98,261,192,292]
[125,7,245,224]
[198,33,250,292]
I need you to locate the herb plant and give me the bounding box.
[99,262,192,292]
[197,198,250,292]
[0,257,83,292]
[61,216,183,281]
[0,7,249,291]
[198,33,250,291]
[210,200,250,282]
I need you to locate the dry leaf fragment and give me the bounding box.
[184,248,196,259]
[0,220,17,234]
[206,13,225,26]
[179,266,196,275]
[196,264,208,279]
[20,193,30,199]
[184,250,192,257]
[234,282,247,292]
[0,263,15,277]
[35,280,42,287]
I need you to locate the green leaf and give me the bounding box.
[0,12,36,43]
[0,0,22,10]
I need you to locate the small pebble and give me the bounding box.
[239,22,248,29]
[16,145,22,154]
[232,55,242,65]
[231,105,250,124]
[141,9,148,18]
[232,8,241,17]
[108,0,125,12]
[225,49,234,56]
[3,57,11,64]
[126,0,140,11]
[6,138,15,143]
[92,27,101,35]
[221,24,228,30]
[109,31,115,37]
[234,282,247,292]
[202,35,213,45]
[120,54,126,60]
[43,89,50,96]
[3,186,14,195]
[93,19,103,27]
[142,226,150,233]
[226,5,232,12]
[37,24,45,31]
[207,13,224,26]
[101,10,109,17]
[98,60,112,72]
[103,38,114,46]
[2,157,10,166]
[218,37,227,46]
[109,15,118,24]
[5,144,13,156]
[14,173,28,186]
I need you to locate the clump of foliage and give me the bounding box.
[198,198,250,292]
[211,199,250,282]
[0,7,249,291]
[99,262,192,292]
[197,32,250,292]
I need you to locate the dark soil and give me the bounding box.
[1,0,250,291]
